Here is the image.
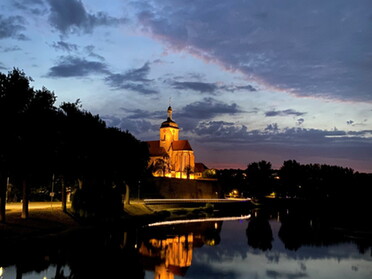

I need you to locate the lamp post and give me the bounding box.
[50,174,55,208]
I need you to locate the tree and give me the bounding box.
[216,169,247,196]
[245,161,274,197]
[153,158,170,177]
[279,160,303,197]
[0,69,150,222]
[0,68,46,220]
[184,165,193,179]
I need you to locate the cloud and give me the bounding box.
[265,123,280,133]
[194,120,248,138]
[119,62,152,82]
[46,0,126,35]
[172,81,218,93]
[117,83,158,95]
[168,77,257,94]
[13,0,47,16]
[265,109,306,117]
[121,108,164,120]
[134,0,372,102]
[102,115,155,135]
[228,85,257,92]
[172,98,243,131]
[46,56,109,77]
[191,121,372,170]
[2,46,22,52]
[0,63,7,70]
[179,97,242,120]
[51,41,79,52]
[84,45,105,61]
[0,15,28,40]
[105,62,158,94]
[297,118,305,125]
[266,270,308,279]
[193,121,372,153]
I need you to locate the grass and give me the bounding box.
[0,208,79,242]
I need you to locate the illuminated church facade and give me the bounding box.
[147,106,204,179]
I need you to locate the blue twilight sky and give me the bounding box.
[1,0,372,172]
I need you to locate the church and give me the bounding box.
[147,106,206,179]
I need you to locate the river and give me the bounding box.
[0,207,371,279]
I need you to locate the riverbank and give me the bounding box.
[0,201,156,242]
[0,207,79,242]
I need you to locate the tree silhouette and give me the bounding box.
[0,69,51,220]
[184,165,193,179]
[246,211,273,251]
[0,69,149,222]
[153,158,170,177]
[246,160,274,197]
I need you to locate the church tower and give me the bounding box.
[160,106,179,151]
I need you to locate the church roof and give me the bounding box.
[194,162,208,173]
[172,140,193,151]
[147,140,167,156]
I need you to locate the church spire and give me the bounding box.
[167,106,173,120]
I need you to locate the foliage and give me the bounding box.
[217,159,371,202]
[246,160,274,197]
[0,68,149,220]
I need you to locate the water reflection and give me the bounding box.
[1,207,371,279]
[246,210,273,251]
[139,222,222,279]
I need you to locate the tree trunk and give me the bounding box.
[78,178,83,189]
[0,177,6,223]
[21,179,29,219]
[61,177,67,213]
[124,184,130,205]
[16,264,23,279]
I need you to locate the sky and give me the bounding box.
[1,0,372,172]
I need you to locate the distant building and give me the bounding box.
[147,106,206,179]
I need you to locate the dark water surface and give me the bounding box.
[1,208,371,279]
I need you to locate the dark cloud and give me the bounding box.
[265,109,306,117]
[265,123,280,133]
[193,121,372,157]
[135,0,372,102]
[121,108,164,120]
[177,97,242,122]
[346,120,354,125]
[172,81,218,93]
[297,118,305,125]
[168,78,257,94]
[117,83,157,95]
[13,0,47,16]
[84,45,105,61]
[51,41,79,52]
[102,115,155,135]
[191,121,372,170]
[227,85,257,92]
[194,120,248,137]
[0,15,28,40]
[105,63,158,94]
[46,0,126,35]
[185,262,237,279]
[106,63,151,84]
[266,270,308,279]
[46,55,108,77]
[2,46,22,52]
[121,62,151,82]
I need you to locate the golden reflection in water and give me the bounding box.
[139,234,194,279]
